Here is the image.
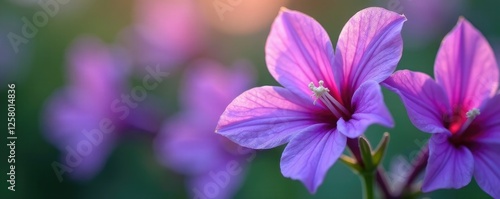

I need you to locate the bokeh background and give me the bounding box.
[1,0,499,198]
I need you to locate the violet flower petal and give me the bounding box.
[216,86,325,149]
[265,8,337,97]
[470,143,500,199]
[434,18,499,109]
[280,124,346,193]
[383,70,451,134]
[334,7,406,96]
[472,94,500,144]
[422,134,474,192]
[337,81,394,138]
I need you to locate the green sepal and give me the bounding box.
[339,155,362,173]
[358,136,374,170]
[372,132,390,167]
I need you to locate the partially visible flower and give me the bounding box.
[385,0,464,48]
[387,155,412,192]
[216,7,405,193]
[154,60,254,199]
[43,36,161,180]
[128,0,205,67]
[383,18,499,198]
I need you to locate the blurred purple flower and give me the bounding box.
[127,0,205,67]
[44,36,161,180]
[390,0,464,47]
[154,60,254,199]
[383,18,500,198]
[215,7,405,193]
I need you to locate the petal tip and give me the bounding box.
[457,16,468,24]
[281,173,319,194]
[452,16,480,36]
[214,123,225,135]
[279,6,289,12]
[360,7,407,21]
[400,13,408,21]
[385,119,396,128]
[277,7,294,17]
[456,16,473,29]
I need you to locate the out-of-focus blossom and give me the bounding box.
[384,18,500,198]
[386,155,412,192]
[216,7,404,193]
[384,0,464,47]
[154,60,254,199]
[43,36,161,180]
[127,0,205,67]
[199,0,288,35]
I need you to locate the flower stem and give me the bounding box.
[346,138,381,199]
[361,171,375,199]
[346,137,430,199]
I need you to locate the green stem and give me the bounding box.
[361,171,375,199]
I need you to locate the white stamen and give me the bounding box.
[466,108,480,118]
[458,108,480,135]
[309,80,349,118]
[308,80,329,103]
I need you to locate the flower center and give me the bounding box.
[449,108,481,146]
[308,80,349,118]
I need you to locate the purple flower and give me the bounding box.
[215,7,405,193]
[154,60,254,199]
[44,36,159,180]
[383,18,500,198]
